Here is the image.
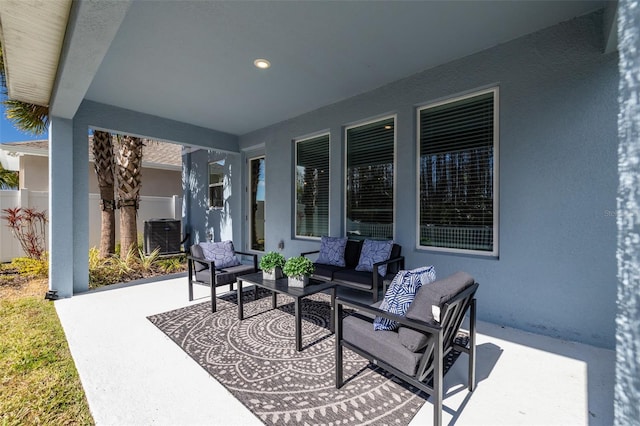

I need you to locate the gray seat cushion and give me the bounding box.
[194,263,256,286]
[343,313,422,377]
[398,272,475,352]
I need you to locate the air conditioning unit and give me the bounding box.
[144,219,181,255]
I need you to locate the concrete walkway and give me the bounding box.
[55,276,615,425]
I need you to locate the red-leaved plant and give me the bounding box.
[2,207,48,259]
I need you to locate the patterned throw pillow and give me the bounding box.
[199,241,240,269]
[373,266,437,331]
[355,239,394,276]
[316,236,347,267]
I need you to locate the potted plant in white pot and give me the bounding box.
[259,251,286,280]
[283,256,315,288]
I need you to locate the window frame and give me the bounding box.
[294,132,331,240]
[208,160,225,210]
[344,114,397,241]
[415,87,499,256]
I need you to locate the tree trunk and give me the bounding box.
[116,135,143,257]
[92,130,116,258]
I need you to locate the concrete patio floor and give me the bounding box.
[55,276,615,425]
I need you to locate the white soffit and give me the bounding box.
[0,0,72,106]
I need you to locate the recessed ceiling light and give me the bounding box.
[254,59,271,69]
[384,125,392,130]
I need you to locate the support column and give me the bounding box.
[49,117,74,297]
[615,0,640,423]
[72,122,89,294]
[182,149,191,245]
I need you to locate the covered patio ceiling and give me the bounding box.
[1,0,611,136]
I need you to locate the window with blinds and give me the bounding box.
[417,88,498,255]
[295,134,329,238]
[208,160,225,209]
[346,117,395,240]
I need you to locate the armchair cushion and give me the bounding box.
[399,272,475,352]
[189,244,208,272]
[343,313,423,377]
[316,236,348,267]
[373,266,436,331]
[196,263,257,286]
[355,239,394,276]
[200,240,240,268]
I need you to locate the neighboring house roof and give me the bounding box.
[0,138,182,171]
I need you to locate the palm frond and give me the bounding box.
[3,99,49,135]
[0,164,19,189]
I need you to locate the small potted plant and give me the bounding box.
[259,251,286,280]
[283,256,315,288]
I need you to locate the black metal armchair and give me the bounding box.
[187,242,258,312]
[335,272,478,426]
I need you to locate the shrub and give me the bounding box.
[1,207,48,259]
[138,248,161,273]
[9,255,49,278]
[156,256,186,274]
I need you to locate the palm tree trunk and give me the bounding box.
[116,135,143,257]
[92,130,116,257]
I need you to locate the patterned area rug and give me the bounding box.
[148,289,463,425]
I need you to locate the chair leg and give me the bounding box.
[335,303,344,388]
[469,298,477,391]
[210,268,216,313]
[188,260,194,301]
[433,330,444,426]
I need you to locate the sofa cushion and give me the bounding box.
[398,272,474,352]
[343,313,422,377]
[312,263,344,280]
[332,269,377,290]
[373,266,436,331]
[316,236,347,267]
[190,244,208,272]
[344,240,363,268]
[200,241,240,268]
[355,239,394,276]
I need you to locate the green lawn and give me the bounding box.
[0,282,94,425]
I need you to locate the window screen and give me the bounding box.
[418,89,497,254]
[295,134,329,238]
[346,117,395,240]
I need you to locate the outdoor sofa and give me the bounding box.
[302,237,404,303]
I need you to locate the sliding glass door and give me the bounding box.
[249,156,265,251]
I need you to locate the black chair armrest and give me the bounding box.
[301,250,320,258]
[336,297,442,335]
[373,255,405,272]
[371,256,405,300]
[186,254,216,269]
[234,250,258,271]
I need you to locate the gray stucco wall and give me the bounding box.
[183,150,244,248]
[228,12,618,348]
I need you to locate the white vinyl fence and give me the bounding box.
[1,190,182,262]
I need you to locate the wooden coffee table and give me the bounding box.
[236,272,337,351]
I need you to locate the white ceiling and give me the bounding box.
[4,1,608,136]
